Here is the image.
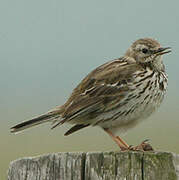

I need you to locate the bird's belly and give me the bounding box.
[96,73,167,134]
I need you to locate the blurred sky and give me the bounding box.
[1,0,179,179]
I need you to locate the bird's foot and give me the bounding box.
[127,139,154,152]
[114,137,153,152]
[104,129,154,152]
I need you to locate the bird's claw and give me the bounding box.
[120,139,154,152]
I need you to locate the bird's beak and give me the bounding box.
[154,47,172,56]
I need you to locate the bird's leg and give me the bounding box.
[104,128,129,151]
[104,128,154,151]
[116,136,129,148]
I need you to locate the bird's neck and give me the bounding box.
[152,58,165,72]
[139,57,165,73]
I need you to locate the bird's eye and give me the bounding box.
[142,48,148,54]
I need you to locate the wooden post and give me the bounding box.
[8,151,179,180]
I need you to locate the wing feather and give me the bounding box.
[60,57,144,124]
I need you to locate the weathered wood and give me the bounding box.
[8,151,179,180]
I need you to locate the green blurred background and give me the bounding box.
[1,0,179,179]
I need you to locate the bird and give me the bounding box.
[10,38,171,151]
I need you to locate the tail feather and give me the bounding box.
[10,113,59,133]
[64,124,90,136]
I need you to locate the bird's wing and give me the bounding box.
[60,57,144,123]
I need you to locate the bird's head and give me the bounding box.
[125,38,171,68]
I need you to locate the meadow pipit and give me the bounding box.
[11,38,171,151]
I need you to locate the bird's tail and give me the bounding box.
[10,111,61,134]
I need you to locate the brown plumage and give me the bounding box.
[11,38,171,151]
